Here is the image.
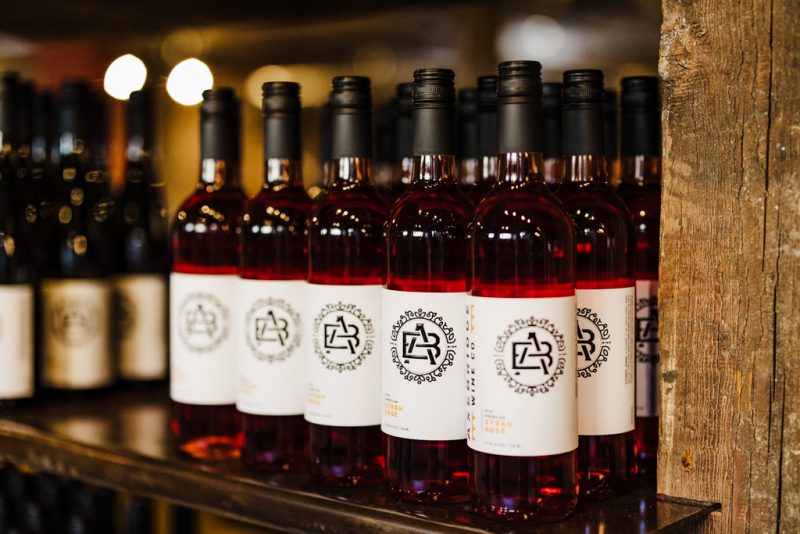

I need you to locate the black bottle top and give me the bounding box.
[375,99,395,165]
[562,69,604,156]
[262,81,301,160]
[58,80,92,145]
[395,82,413,161]
[621,76,660,157]
[127,89,152,150]
[496,60,543,155]
[329,76,372,159]
[412,68,456,156]
[604,89,618,161]
[542,82,561,159]
[200,87,240,162]
[17,81,34,147]
[0,73,19,146]
[456,87,477,160]
[476,75,498,159]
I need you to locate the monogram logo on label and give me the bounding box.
[312,301,374,372]
[178,293,228,352]
[636,295,659,363]
[49,298,100,345]
[494,316,566,397]
[114,289,135,340]
[244,298,301,362]
[576,307,611,378]
[390,308,456,384]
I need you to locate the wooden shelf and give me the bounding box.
[0,385,718,532]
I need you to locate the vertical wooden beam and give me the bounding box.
[658,0,799,531]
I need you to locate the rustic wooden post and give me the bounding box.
[658,0,799,531]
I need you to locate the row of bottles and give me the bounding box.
[169,60,661,523]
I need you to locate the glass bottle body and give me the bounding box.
[618,155,661,478]
[307,157,388,486]
[171,160,246,459]
[470,152,578,522]
[384,155,471,503]
[239,160,311,472]
[461,156,496,204]
[558,155,636,499]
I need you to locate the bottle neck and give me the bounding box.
[564,154,607,184]
[497,151,544,185]
[264,158,302,188]
[199,158,239,190]
[413,154,456,185]
[326,157,372,188]
[621,154,661,185]
[397,156,413,185]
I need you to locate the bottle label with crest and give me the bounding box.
[635,280,659,417]
[304,283,381,427]
[466,294,578,457]
[0,285,34,399]
[42,278,113,389]
[576,287,636,436]
[115,274,167,381]
[170,273,237,405]
[381,289,466,441]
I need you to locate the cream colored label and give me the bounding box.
[0,285,34,399]
[576,287,635,436]
[170,273,237,405]
[635,280,659,417]
[236,278,305,416]
[467,295,578,457]
[305,283,381,427]
[115,274,167,380]
[42,278,114,389]
[381,289,466,441]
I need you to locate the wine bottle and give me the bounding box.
[114,89,169,382]
[617,76,661,478]
[468,60,579,522]
[604,89,620,187]
[557,70,636,499]
[456,87,478,192]
[383,68,471,503]
[41,81,114,392]
[0,74,35,406]
[542,82,563,188]
[170,88,245,459]
[468,75,498,203]
[306,76,387,486]
[237,81,311,471]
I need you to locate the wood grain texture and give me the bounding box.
[658,0,799,532]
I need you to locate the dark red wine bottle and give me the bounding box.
[114,88,169,382]
[604,89,620,187]
[170,88,245,459]
[237,82,311,471]
[468,60,578,522]
[383,68,471,503]
[617,76,661,478]
[557,70,636,499]
[542,82,563,188]
[306,76,387,486]
[41,81,114,392]
[0,74,35,406]
[456,87,478,193]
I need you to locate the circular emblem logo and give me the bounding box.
[576,307,611,378]
[244,298,301,362]
[49,298,100,345]
[178,293,229,352]
[389,308,456,384]
[493,316,567,396]
[312,301,374,372]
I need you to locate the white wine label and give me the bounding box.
[0,285,34,399]
[467,294,578,457]
[381,289,467,441]
[170,273,237,405]
[305,283,381,427]
[635,280,659,417]
[42,278,114,389]
[235,278,306,416]
[115,274,167,381]
[576,287,635,436]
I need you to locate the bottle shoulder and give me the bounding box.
[388,185,472,228]
[558,183,633,230]
[174,187,246,218]
[473,183,573,230]
[310,186,389,224]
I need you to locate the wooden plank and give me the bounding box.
[658,0,799,531]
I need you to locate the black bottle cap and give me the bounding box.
[200,87,240,162]
[496,60,543,154]
[457,87,477,159]
[412,68,456,156]
[262,81,301,160]
[330,76,372,158]
[0,73,19,143]
[604,89,618,160]
[476,75,498,158]
[395,82,413,160]
[58,79,91,140]
[621,76,660,157]
[542,82,561,158]
[562,69,604,155]
[127,88,152,150]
